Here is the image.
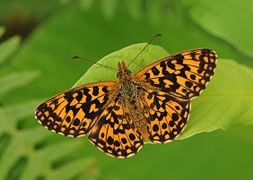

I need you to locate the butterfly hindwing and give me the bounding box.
[134,48,217,99]
[35,81,117,137]
[139,88,191,143]
[88,94,143,158]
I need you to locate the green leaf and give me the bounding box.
[0,36,21,65]
[0,35,97,180]
[0,71,39,98]
[0,100,41,133]
[74,44,169,86]
[19,141,90,180]
[182,0,253,57]
[75,44,253,140]
[52,157,93,180]
[0,99,96,180]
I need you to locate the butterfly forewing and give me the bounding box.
[134,48,217,99]
[35,81,117,137]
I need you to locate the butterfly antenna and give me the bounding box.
[127,33,162,68]
[72,56,119,71]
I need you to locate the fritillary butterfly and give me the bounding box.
[35,47,217,158]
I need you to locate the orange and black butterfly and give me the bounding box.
[35,35,217,158]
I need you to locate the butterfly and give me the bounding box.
[35,45,217,158]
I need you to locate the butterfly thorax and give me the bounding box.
[117,61,135,99]
[117,61,150,141]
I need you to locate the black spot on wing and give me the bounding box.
[93,86,99,96]
[151,66,160,75]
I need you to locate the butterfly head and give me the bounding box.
[117,61,132,81]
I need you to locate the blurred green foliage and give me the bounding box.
[0,0,252,180]
[0,28,98,180]
[182,0,253,57]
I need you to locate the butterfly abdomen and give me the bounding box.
[125,94,150,142]
[133,116,149,142]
